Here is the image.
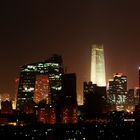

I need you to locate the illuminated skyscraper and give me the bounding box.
[90,44,106,86]
[16,54,64,111]
[107,73,127,111]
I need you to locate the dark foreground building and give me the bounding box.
[83,81,107,119]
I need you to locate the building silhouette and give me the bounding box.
[126,89,135,111]
[83,81,107,119]
[1,100,13,114]
[59,73,78,123]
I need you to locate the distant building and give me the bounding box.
[37,108,46,124]
[60,73,78,123]
[133,67,140,121]
[1,100,13,114]
[16,54,64,112]
[0,93,11,110]
[14,77,20,109]
[0,93,11,101]
[90,44,106,86]
[45,104,56,124]
[134,87,140,105]
[37,105,56,124]
[126,89,135,111]
[83,81,107,119]
[83,81,96,104]
[107,73,127,111]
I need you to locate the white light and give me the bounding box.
[91,44,106,86]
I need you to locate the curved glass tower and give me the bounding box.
[90,44,106,86]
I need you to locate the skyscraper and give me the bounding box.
[16,54,64,111]
[107,73,127,111]
[90,44,106,86]
[83,81,107,118]
[60,73,78,123]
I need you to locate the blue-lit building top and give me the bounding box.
[16,54,64,111]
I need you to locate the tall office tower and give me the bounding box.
[61,73,77,103]
[134,87,140,105]
[16,54,64,112]
[83,81,107,118]
[60,73,78,123]
[90,44,106,86]
[107,73,127,111]
[126,89,135,111]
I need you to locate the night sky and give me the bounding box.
[0,0,140,103]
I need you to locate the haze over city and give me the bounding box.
[0,0,140,102]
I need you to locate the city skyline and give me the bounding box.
[0,1,140,101]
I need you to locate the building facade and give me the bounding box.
[60,73,78,123]
[90,44,106,86]
[83,81,107,119]
[107,73,127,111]
[16,54,64,112]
